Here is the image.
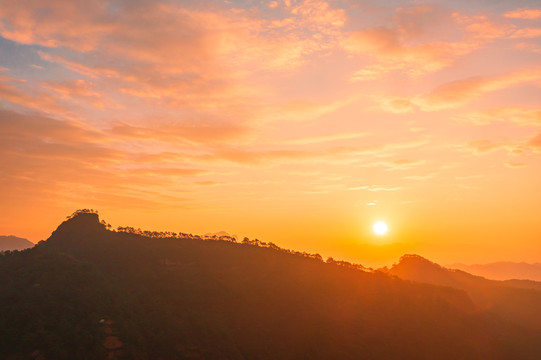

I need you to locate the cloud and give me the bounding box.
[343,27,476,78]
[404,174,436,181]
[505,162,526,168]
[504,8,541,20]
[376,97,416,113]
[0,109,205,209]
[40,79,119,110]
[344,5,541,82]
[466,140,513,155]
[385,159,426,170]
[379,67,541,112]
[0,0,112,51]
[454,107,541,126]
[422,68,541,110]
[528,133,541,149]
[515,42,541,53]
[109,120,250,145]
[347,185,402,192]
[38,52,118,79]
[196,180,224,186]
[270,96,357,122]
[166,137,428,166]
[279,131,368,145]
[0,0,348,135]
[10,0,344,78]
[124,167,208,177]
[464,132,541,156]
[0,109,102,144]
[0,73,73,117]
[0,110,122,173]
[342,5,488,80]
[354,158,426,171]
[508,28,541,39]
[454,13,513,39]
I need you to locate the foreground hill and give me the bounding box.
[450,261,541,281]
[1,212,541,359]
[0,235,34,251]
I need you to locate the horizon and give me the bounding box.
[1,0,540,268]
[3,209,541,270]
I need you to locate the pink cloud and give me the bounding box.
[123,167,209,177]
[508,28,541,39]
[504,8,541,20]
[110,120,250,145]
[344,6,541,81]
[455,107,541,126]
[0,0,113,51]
[0,109,202,210]
[378,67,541,113]
[505,162,526,168]
[0,74,73,117]
[421,68,541,110]
[464,132,541,157]
[14,0,345,129]
[515,42,541,53]
[466,140,513,155]
[40,79,119,110]
[342,6,483,79]
[454,13,513,39]
[347,185,402,192]
[528,133,541,148]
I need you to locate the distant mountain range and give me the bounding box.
[1,210,541,359]
[449,261,541,281]
[0,235,34,251]
[383,254,541,331]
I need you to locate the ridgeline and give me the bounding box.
[1,210,541,359]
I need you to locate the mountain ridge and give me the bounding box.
[449,261,541,281]
[384,253,541,331]
[0,235,34,251]
[1,211,541,359]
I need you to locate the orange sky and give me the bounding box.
[0,0,540,267]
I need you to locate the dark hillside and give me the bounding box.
[1,212,540,359]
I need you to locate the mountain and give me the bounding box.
[450,261,541,281]
[385,254,541,332]
[1,211,541,359]
[0,235,34,251]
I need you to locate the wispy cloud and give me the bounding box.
[454,107,541,126]
[378,67,541,112]
[347,185,402,192]
[504,8,541,20]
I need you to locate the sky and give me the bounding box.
[0,0,540,267]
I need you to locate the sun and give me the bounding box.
[373,221,388,236]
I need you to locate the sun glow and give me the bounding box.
[373,221,389,236]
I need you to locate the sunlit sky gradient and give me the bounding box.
[1,0,540,266]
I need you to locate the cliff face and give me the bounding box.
[46,212,106,250]
[52,212,105,236]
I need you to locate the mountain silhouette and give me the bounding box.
[450,261,541,281]
[385,254,541,331]
[0,235,34,251]
[1,211,541,359]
